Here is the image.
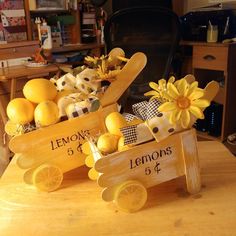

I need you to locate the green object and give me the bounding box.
[57,15,75,25]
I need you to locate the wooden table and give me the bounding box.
[0,141,235,236]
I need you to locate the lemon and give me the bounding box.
[23,78,57,103]
[105,112,127,136]
[34,100,59,127]
[114,180,147,213]
[118,136,132,152]
[32,164,63,192]
[97,133,119,154]
[4,120,24,136]
[6,98,35,125]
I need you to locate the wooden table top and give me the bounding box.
[0,141,236,236]
[0,64,60,81]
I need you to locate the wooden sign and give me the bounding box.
[89,129,201,211]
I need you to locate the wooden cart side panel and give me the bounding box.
[96,131,187,189]
[16,145,87,173]
[9,104,117,154]
[181,129,201,194]
[95,131,186,174]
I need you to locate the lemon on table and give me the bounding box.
[97,133,119,154]
[23,78,57,104]
[4,120,24,136]
[6,98,35,125]
[114,180,147,213]
[32,164,63,192]
[34,100,59,127]
[105,112,127,136]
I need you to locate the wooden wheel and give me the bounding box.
[32,164,63,192]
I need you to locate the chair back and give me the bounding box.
[104,6,181,101]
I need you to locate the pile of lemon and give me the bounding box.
[5,78,59,136]
[96,112,142,155]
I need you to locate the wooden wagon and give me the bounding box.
[8,51,147,192]
[89,128,201,213]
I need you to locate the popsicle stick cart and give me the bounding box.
[8,52,147,192]
[89,128,201,213]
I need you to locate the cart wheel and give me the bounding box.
[32,164,63,192]
[114,180,147,213]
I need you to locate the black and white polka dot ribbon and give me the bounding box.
[121,99,176,145]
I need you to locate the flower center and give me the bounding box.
[176,96,190,109]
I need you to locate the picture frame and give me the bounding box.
[35,0,68,10]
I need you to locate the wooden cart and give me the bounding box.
[89,128,201,213]
[8,52,147,192]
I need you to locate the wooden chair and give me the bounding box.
[104,6,181,102]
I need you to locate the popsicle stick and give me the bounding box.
[203,81,219,101]
[100,52,147,107]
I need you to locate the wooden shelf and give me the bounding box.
[52,43,104,53]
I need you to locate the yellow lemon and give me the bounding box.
[97,133,119,154]
[4,120,24,136]
[23,78,57,103]
[6,98,35,125]
[118,136,131,152]
[105,112,127,136]
[34,100,59,127]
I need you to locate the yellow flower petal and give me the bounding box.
[177,79,189,96]
[144,90,160,97]
[159,79,166,90]
[188,90,204,100]
[168,76,175,83]
[158,102,176,112]
[169,109,181,124]
[167,83,179,99]
[181,110,190,128]
[189,106,204,119]
[176,109,182,121]
[187,81,199,96]
[149,82,159,91]
[191,99,210,108]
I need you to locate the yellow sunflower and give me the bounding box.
[158,78,210,128]
[85,55,106,66]
[144,76,175,102]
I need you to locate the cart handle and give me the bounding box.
[100,52,147,107]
